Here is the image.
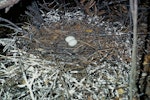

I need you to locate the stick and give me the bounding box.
[129,0,138,100]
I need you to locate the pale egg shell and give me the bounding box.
[65,36,75,42]
[68,39,77,47]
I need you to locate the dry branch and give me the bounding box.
[0,0,20,13]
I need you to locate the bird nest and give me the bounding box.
[0,1,149,100]
[0,9,131,100]
[19,9,132,74]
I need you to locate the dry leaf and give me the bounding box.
[87,95,93,100]
[143,54,150,65]
[85,29,93,33]
[117,88,124,95]
[143,54,150,72]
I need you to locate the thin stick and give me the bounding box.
[129,0,138,100]
[0,17,21,30]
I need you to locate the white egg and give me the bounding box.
[68,39,77,47]
[65,36,75,42]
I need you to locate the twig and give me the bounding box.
[0,17,28,35]
[0,17,21,30]
[21,69,40,100]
